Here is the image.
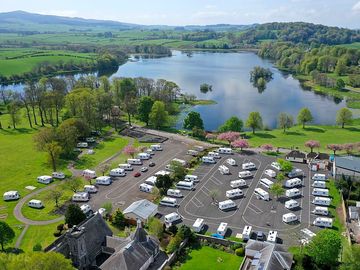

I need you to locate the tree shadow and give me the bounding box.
[285,131,306,136]
[251,132,276,139]
[345,127,360,132]
[304,127,325,133]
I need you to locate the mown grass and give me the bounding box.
[327,180,344,232]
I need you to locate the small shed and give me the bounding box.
[123,199,158,223]
[349,206,359,220]
[285,150,306,163]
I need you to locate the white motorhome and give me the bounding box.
[109,168,126,177]
[288,168,303,178]
[267,231,278,243]
[146,149,155,156]
[264,169,276,178]
[218,148,233,154]
[139,183,154,193]
[313,217,333,228]
[226,158,236,166]
[187,149,199,156]
[217,222,228,236]
[185,174,199,182]
[230,179,247,188]
[150,144,163,151]
[271,162,281,171]
[312,173,327,181]
[164,164,174,172]
[3,191,20,201]
[242,162,256,170]
[312,188,329,197]
[312,181,326,188]
[164,212,181,224]
[239,171,252,179]
[72,192,90,202]
[285,199,300,210]
[52,172,65,179]
[137,152,151,160]
[282,213,298,223]
[260,178,274,189]
[176,181,194,190]
[37,175,53,184]
[242,225,252,241]
[86,137,96,143]
[167,189,183,198]
[285,188,301,198]
[80,204,93,217]
[145,176,158,186]
[160,197,178,207]
[312,197,331,206]
[127,158,142,165]
[192,218,204,233]
[284,178,302,188]
[154,170,170,177]
[84,185,98,193]
[254,188,270,201]
[119,164,133,171]
[194,145,204,152]
[226,189,243,199]
[208,151,221,159]
[312,206,329,216]
[218,199,237,211]
[96,176,112,185]
[202,156,216,164]
[82,169,96,179]
[77,142,88,148]
[28,199,43,209]
[219,165,230,175]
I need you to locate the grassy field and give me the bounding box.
[327,180,344,232]
[177,246,243,270]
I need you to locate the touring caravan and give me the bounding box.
[312,188,329,197]
[242,162,256,170]
[176,181,194,190]
[239,171,252,179]
[145,176,158,186]
[285,188,301,198]
[312,197,331,206]
[84,185,98,193]
[150,144,163,151]
[139,183,154,193]
[52,172,65,179]
[312,173,327,181]
[109,168,126,177]
[312,181,326,188]
[218,148,233,154]
[187,150,199,156]
[242,225,252,241]
[137,152,151,160]
[282,213,298,223]
[160,197,178,207]
[260,178,274,189]
[82,169,96,179]
[218,200,237,211]
[185,175,199,182]
[217,222,228,236]
[194,145,204,152]
[96,176,112,185]
[312,206,329,216]
[86,137,96,143]
[226,189,243,199]
[313,217,333,228]
[80,204,93,217]
[154,170,170,177]
[127,159,143,165]
[37,175,53,184]
[167,189,183,198]
[77,142,88,148]
[284,178,302,188]
[208,151,221,159]
[28,199,43,209]
[202,156,216,164]
[230,179,247,188]
[3,191,20,201]
[72,192,90,202]
[285,199,300,210]
[172,158,187,166]
[164,212,181,224]
[271,162,281,171]
[264,169,276,178]
[254,188,270,201]
[219,165,230,175]
[119,164,133,171]
[288,168,303,178]
[226,158,236,166]
[192,218,204,233]
[267,231,278,243]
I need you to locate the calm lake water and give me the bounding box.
[113,51,347,130]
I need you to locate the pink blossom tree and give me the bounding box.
[261,144,273,152]
[217,132,241,146]
[205,133,217,143]
[342,143,354,155]
[304,140,320,153]
[231,139,249,151]
[327,144,343,155]
[123,145,137,158]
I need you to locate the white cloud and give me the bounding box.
[352,1,360,12]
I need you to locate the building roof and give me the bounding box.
[286,150,306,159]
[335,156,360,172]
[123,199,158,220]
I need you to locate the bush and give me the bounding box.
[168,225,178,235]
[235,247,245,256]
[53,231,62,237]
[32,243,42,251]
[57,224,64,232]
[231,242,243,250]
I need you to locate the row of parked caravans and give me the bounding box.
[37,172,66,184]
[242,225,278,243]
[283,213,332,227]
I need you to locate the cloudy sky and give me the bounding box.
[1,0,360,28]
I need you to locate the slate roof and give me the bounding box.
[335,156,360,172]
[286,150,306,159]
[123,199,158,220]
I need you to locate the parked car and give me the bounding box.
[256,231,266,241]
[133,172,141,177]
[149,162,156,167]
[140,167,148,172]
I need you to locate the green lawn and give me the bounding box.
[178,246,243,270]
[327,180,344,232]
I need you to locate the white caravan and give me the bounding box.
[139,183,154,193]
[282,213,298,223]
[218,148,233,154]
[312,206,329,216]
[217,222,228,236]
[150,144,163,151]
[3,191,20,201]
[226,189,243,199]
[267,231,278,243]
[72,192,90,202]
[119,164,133,171]
[192,218,204,233]
[194,145,204,152]
[312,197,331,206]
[242,225,252,241]
[167,189,183,198]
[77,142,88,148]
[271,162,281,171]
[52,172,65,179]
[159,197,178,207]
[80,204,93,216]
[84,185,98,193]
[164,212,181,224]
[218,199,237,211]
[85,137,96,143]
[187,150,199,156]
[260,178,274,189]
[284,178,302,188]
[264,169,276,178]
[219,165,230,175]
[176,181,194,190]
[137,152,151,160]
[230,179,247,188]
[312,188,329,197]
[154,170,170,177]
[239,171,252,179]
[28,199,43,209]
[127,158,142,165]
[285,199,300,210]
[37,175,53,184]
[172,158,187,166]
[313,217,333,228]
[109,168,126,177]
[254,188,270,201]
[312,181,326,188]
[242,162,256,170]
[145,176,158,186]
[185,175,199,182]
[202,156,216,164]
[226,158,236,166]
[96,176,112,185]
[208,151,221,159]
[285,188,301,198]
[312,173,327,181]
[82,169,96,179]
[288,168,303,178]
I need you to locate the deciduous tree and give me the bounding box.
[123,145,137,158]
[336,108,352,128]
[278,112,293,133]
[304,140,320,153]
[327,144,343,155]
[137,96,154,126]
[183,111,204,130]
[46,187,63,208]
[231,139,250,151]
[65,204,86,227]
[246,112,263,134]
[217,131,240,146]
[297,107,313,128]
[218,116,243,132]
[0,221,15,251]
[149,101,168,129]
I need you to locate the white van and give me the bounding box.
[77,142,88,148]
[242,225,252,241]
[312,173,327,181]
[82,169,96,179]
[217,222,228,236]
[202,156,216,164]
[145,176,157,186]
[242,162,256,170]
[167,189,183,198]
[218,200,237,211]
[185,175,199,182]
[312,197,331,206]
[172,158,187,166]
[271,162,281,171]
[208,151,221,159]
[218,148,233,154]
[80,204,93,217]
[84,185,98,193]
[192,218,204,233]
[28,199,43,209]
[127,158,142,165]
[285,199,300,210]
[176,181,194,190]
[119,164,133,171]
[264,169,276,178]
[260,178,274,189]
[154,170,170,177]
[288,168,303,178]
[96,176,112,185]
[160,197,178,207]
[52,172,65,179]
[150,144,163,151]
[230,179,247,188]
[137,152,151,160]
[267,230,278,243]
[3,191,20,201]
[282,213,298,223]
[187,149,199,156]
[109,168,126,177]
[72,192,90,202]
[312,188,329,197]
[146,149,155,156]
[226,158,236,166]
[254,188,270,201]
[226,189,243,199]
[313,217,333,228]
[312,181,326,188]
[312,206,329,216]
[37,175,53,184]
[285,188,301,198]
[239,171,252,179]
[284,178,302,188]
[164,212,181,224]
[219,165,230,175]
[139,183,154,193]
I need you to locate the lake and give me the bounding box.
[113,51,347,130]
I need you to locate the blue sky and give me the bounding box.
[1,0,360,28]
